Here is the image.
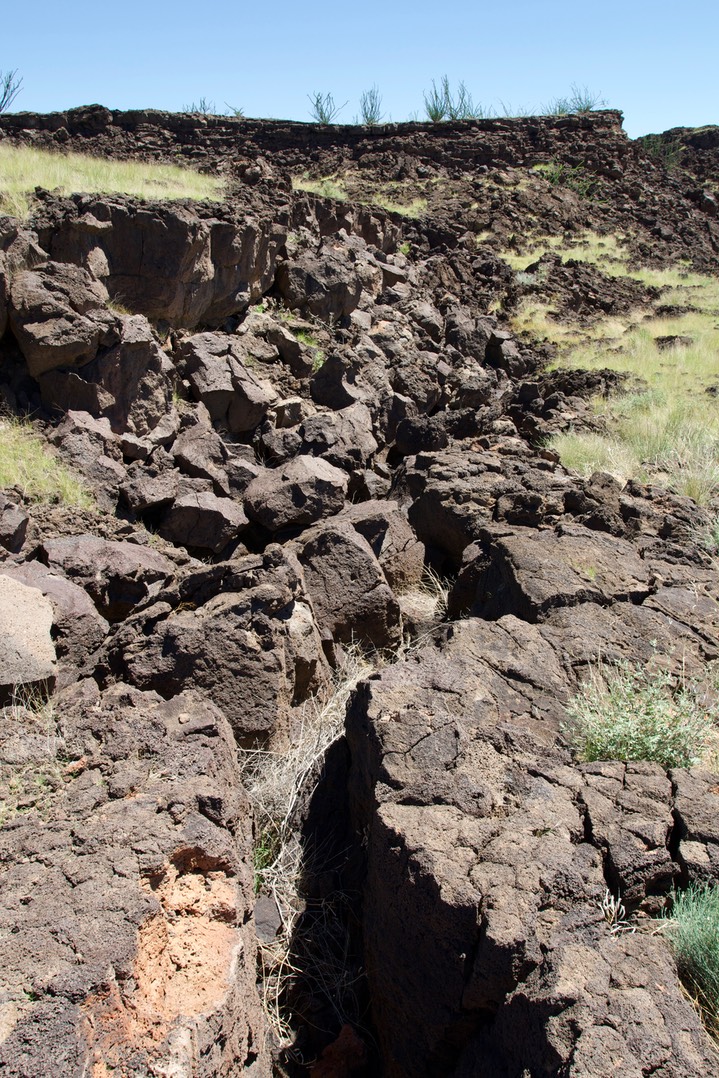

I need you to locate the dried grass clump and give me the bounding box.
[238,647,371,1046]
[0,143,224,218]
[0,417,93,508]
[0,689,65,826]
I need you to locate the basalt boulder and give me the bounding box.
[37,194,288,328]
[0,574,57,704]
[0,492,29,553]
[38,314,173,436]
[244,455,349,532]
[179,331,278,432]
[0,680,269,1076]
[8,260,118,377]
[38,534,175,622]
[295,520,402,650]
[100,548,329,744]
[0,561,108,688]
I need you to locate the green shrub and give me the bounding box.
[664,883,719,1037]
[423,76,490,122]
[308,91,346,124]
[535,159,593,197]
[359,85,384,125]
[562,661,714,768]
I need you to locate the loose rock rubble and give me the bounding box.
[1,108,719,1076]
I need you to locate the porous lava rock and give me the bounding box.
[0,681,269,1076]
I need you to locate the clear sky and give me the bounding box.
[3,0,717,138]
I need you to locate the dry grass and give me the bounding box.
[238,647,372,1047]
[292,172,428,218]
[0,143,225,218]
[371,195,427,218]
[503,231,630,273]
[502,231,719,503]
[0,418,93,507]
[291,174,347,201]
[0,692,65,827]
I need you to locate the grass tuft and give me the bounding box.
[562,660,715,769]
[0,690,65,827]
[663,883,719,1039]
[0,143,224,218]
[0,418,93,507]
[291,174,347,201]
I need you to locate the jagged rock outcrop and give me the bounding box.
[0,681,269,1075]
[347,619,719,1078]
[34,194,288,328]
[2,104,719,1078]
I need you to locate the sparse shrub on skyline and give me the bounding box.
[182,96,216,115]
[423,76,492,122]
[543,83,607,116]
[308,91,347,124]
[0,69,22,113]
[359,85,384,125]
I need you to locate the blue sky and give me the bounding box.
[3,0,717,138]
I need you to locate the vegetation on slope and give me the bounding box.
[0,418,92,507]
[0,143,225,217]
[505,232,719,503]
[563,660,715,769]
[664,883,719,1039]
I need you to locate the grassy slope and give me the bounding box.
[504,231,719,504]
[0,143,224,217]
[0,419,92,507]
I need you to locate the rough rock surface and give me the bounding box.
[0,493,28,553]
[35,195,288,328]
[0,561,108,688]
[100,548,329,744]
[39,534,175,621]
[0,575,57,703]
[8,260,116,376]
[0,681,269,1075]
[1,106,719,1077]
[244,456,349,532]
[347,620,719,1078]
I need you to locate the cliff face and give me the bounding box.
[1,108,719,1077]
[0,105,630,172]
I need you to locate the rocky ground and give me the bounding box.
[1,108,719,1076]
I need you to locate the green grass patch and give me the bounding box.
[563,661,715,768]
[0,418,93,507]
[663,883,719,1039]
[0,143,225,218]
[504,231,719,502]
[292,174,347,201]
[371,195,427,218]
